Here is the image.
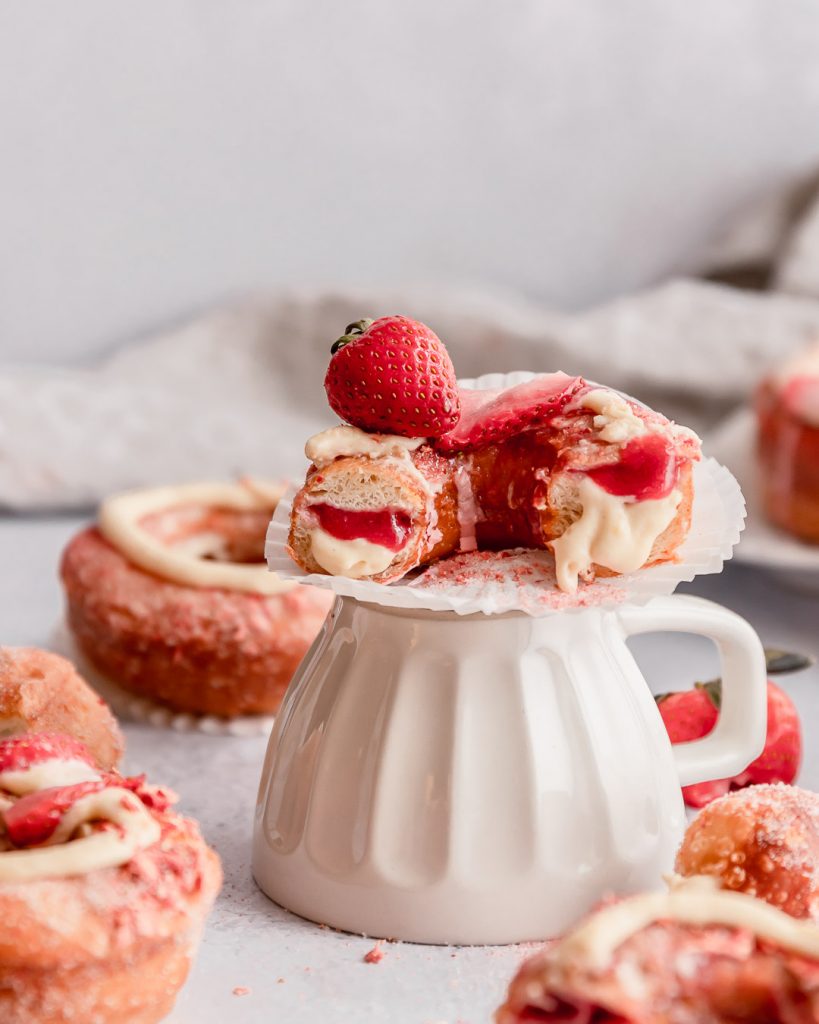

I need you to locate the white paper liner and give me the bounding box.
[50,621,275,737]
[265,372,746,617]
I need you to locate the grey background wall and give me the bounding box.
[3,0,819,364]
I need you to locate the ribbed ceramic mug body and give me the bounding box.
[252,597,686,944]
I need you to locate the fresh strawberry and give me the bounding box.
[324,316,460,437]
[656,649,809,809]
[2,780,105,846]
[433,373,585,453]
[0,733,94,775]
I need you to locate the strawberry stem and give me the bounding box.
[331,318,374,354]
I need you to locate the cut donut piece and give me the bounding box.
[497,875,819,1023]
[288,375,700,592]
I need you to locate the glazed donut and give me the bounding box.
[61,481,333,717]
[0,647,123,770]
[287,375,700,592]
[676,784,819,921]
[497,875,819,1023]
[0,732,221,1024]
[757,343,819,543]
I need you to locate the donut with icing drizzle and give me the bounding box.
[61,480,333,717]
[0,731,221,1024]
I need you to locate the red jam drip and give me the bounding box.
[586,434,678,500]
[312,504,413,551]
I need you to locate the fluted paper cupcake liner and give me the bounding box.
[265,372,745,617]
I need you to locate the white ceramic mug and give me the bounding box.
[253,593,766,945]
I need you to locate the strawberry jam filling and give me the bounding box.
[586,434,678,500]
[312,503,413,551]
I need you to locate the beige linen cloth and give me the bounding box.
[4,178,819,511]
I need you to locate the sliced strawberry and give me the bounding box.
[0,733,94,775]
[2,780,106,846]
[433,374,584,453]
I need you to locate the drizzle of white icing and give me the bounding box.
[579,389,647,444]
[309,529,397,579]
[306,426,425,467]
[99,481,292,594]
[549,477,681,592]
[0,758,99,795]
[0,788,160,883]
[554,875,819,972]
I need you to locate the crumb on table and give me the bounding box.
[363,941,384,964]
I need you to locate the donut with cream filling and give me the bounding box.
[0,731,221,1024]
[288,375,701,592]
[496,875,819,1023]
[61,481,333,717]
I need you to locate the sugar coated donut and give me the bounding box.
[0,647,123,770]
[0,731,221,1024]
[756,343,819,543]
[60,481,333,718]
[497,875,819,1023]
[676,784,819,921]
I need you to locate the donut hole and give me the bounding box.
[139,504,272,566]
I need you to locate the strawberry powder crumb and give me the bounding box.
[363,942,384,964]
[232,986,251,997]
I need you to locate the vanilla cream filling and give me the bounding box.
[579,389,647,444]
[99,480,293,594]
[554,875,819,972]
[309,528,397,579]
[0,758,99,795]
[0,788,161,883]
[549,477,681,593]
[305,426,425,467]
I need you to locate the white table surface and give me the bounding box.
[1,514,818,1024]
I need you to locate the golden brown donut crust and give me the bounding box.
[0,648,123,770]
[61,528,332,717]
[676,784,819,922]
[0,808,222,1024]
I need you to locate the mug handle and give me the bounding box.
[617,595,767,788]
